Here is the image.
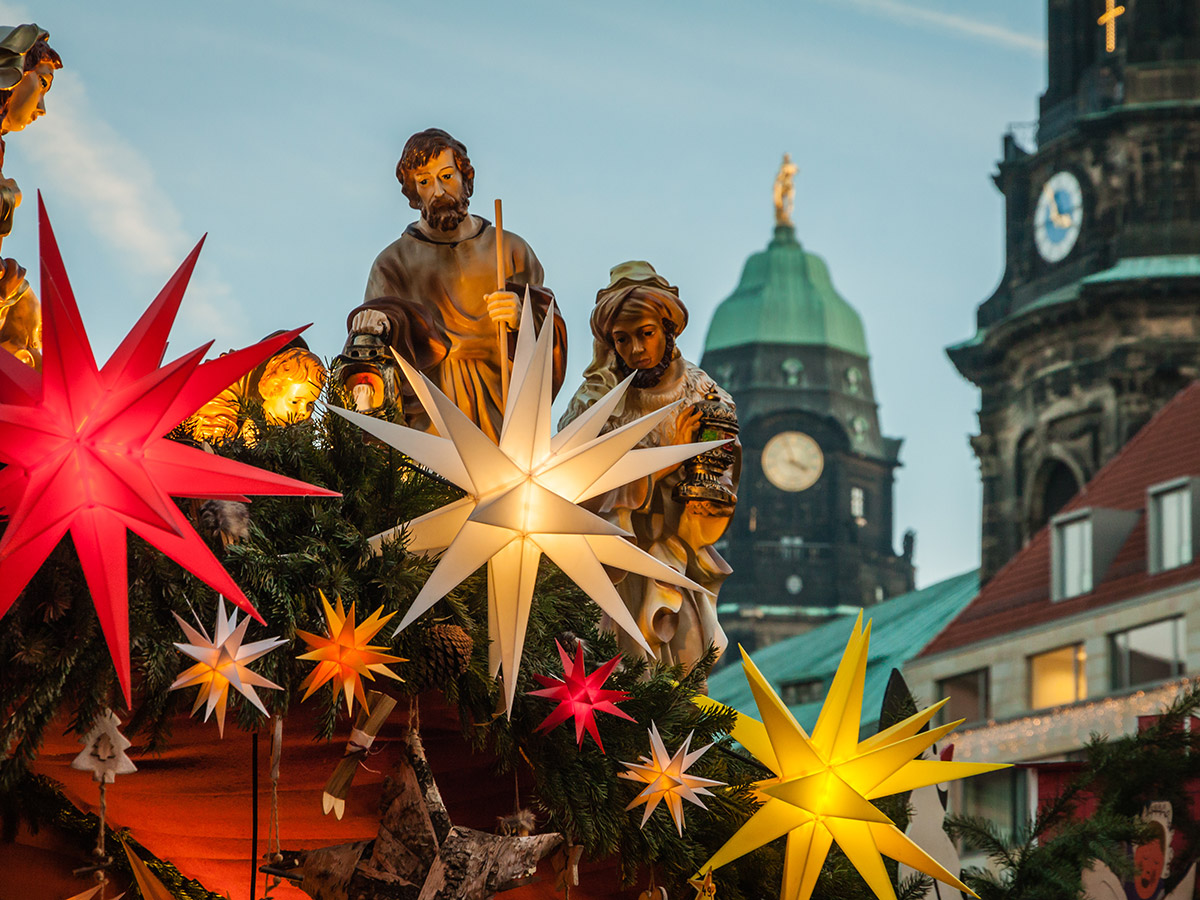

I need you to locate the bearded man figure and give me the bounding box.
[559,261,739,673]
[343,128,566,440]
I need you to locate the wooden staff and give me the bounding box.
[495,198,510,407]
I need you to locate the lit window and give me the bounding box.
[1054,515,1093,599]
[780,678,824,706]
[850,487,865,519]
[1029,643,1087,709]
[1151,484,1193,572]
[1110,618,1183,690]
[937,668,989,726]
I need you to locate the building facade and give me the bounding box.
[702,217,913,651]
[948,0,1200,583]
[904,383,1200,846]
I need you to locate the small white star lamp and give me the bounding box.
[331,296,727,712]
[170,598,287,736]
[620,722,725,834]
[696,614,1010,900]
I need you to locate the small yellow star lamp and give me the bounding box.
[697,614,1009,900]
[295,593,404,715]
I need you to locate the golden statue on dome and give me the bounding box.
[773,152,798,227]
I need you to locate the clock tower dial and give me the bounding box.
[762,431,824,492]
[1033,170,1084,263]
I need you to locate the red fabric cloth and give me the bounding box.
[8,695,632,900]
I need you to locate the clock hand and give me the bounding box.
[1045,186,1072,229]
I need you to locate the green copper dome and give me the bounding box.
[704,225,869,357]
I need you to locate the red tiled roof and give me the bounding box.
[921,381,1200,657]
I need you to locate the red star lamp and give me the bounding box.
[0,200,339,704]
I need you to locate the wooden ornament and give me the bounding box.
[70,711,136,784]
[280,725,561,899]
[321,690,397,819]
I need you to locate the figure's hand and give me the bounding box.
[485,290,520,329]
[0,257,27,302]
[351,309,389,336]
[673,403,703,444]
[351,383,378,412]
[0,177,21,210]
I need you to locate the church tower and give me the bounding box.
[701,162,914,652]
[949,0,1200,583]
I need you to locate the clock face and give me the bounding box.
[1034,171,1084,263]
[762,431,824,492]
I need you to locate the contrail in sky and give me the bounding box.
[828,0,1046,55]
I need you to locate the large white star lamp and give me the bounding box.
[331,297,727,712]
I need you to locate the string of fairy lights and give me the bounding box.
[949,677,1199,762]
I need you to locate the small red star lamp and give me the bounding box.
[529,640,634,752]
[0,201,339,704]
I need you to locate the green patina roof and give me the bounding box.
[951,255,1200,351]
[709,569,980,734]
[703,225,869,357]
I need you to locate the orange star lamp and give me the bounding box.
[295,593,404,715]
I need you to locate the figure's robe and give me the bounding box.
[349,217,566,441]
[560,355,738,671]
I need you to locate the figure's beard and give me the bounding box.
[422,194,471,232]
[615,330,676,388]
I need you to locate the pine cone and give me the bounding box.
[407,623,474,692]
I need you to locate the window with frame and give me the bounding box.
[1151,484,1193,572]
[1054,514,1093,599]
[957,768,1028,850]
[937,668,990,726]
[780,678,824,706]
[850,487,865,518]
[1110,617,1184,690]
[1029,643,1087,710]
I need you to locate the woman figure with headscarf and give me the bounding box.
[0,23,62,369]
[559,261,739,675]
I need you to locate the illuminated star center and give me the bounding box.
[332,294,728,713]
[696,615,1010,900]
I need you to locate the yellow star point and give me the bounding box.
[698,616,1010,900]
[295,592,404,715]
[331,296,728,713]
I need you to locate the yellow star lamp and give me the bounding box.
[295,593,404,715]
[620,722,725,834]
[697,614,1008,900]
[331,297,726,712]
[170,599,287,736]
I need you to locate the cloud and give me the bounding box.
[8,51,245,342]
[831,0,1046,55]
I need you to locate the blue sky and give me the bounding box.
[9,0,1047,586]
